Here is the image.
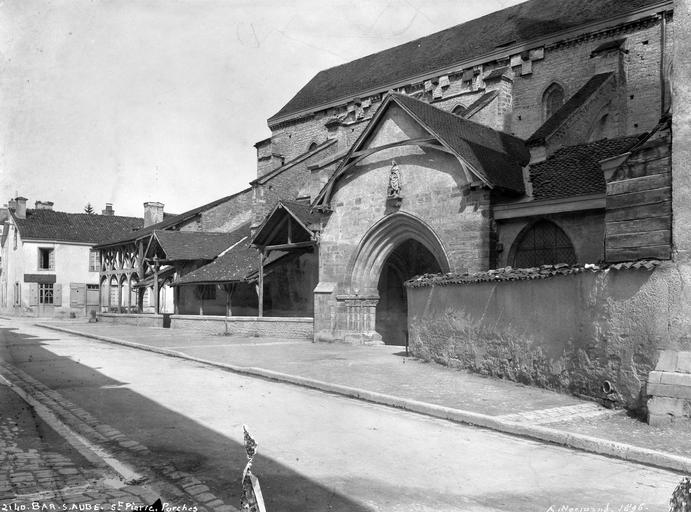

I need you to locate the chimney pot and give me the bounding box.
[14,197,27,219]
[101,203,114,216]
[34,201,54,210]
[143,201,164,227]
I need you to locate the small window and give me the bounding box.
[89,250,100,272]
[39,284,54,304]
[86,284,99,290]
[543,83,565,121]
[308,142,318,152]
[199,285,216,300]
[14,282,20,305]
[38,248,55,270]
[512,220,577,268]
[13,229,17,250]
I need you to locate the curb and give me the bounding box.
[37,322,691,475]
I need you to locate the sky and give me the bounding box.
[0,0,524,218]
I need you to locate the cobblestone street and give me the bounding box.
[0,380,159,509]
[0,349,237,511]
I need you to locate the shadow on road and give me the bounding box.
[0,327,373,512]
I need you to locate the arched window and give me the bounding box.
[542,83,565,121]
[511,220,577,268]
[452,104,467,117]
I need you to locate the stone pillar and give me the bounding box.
[646,0,691,425]
[672,0,691,261]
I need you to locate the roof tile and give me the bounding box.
[529,136,641,200]
[12,209,143,244]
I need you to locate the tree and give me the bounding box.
[84,203,95,215]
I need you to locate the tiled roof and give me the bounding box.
[95,188,251,248]
[270,0,663,122]
[406,260,661,287]
[174,224,288,285]
[11,209,143,244]
[393,94,529,192]
[529,136,641,200]
[252,200,322,247]
[527,73,614,144]
[153,226,249,261]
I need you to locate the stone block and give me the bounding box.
[660,371,691,387]
[647,396,691,425]
[647,370,663,384]
[676,351,691,373]
[655,349,679,371]
[647,381,691,400]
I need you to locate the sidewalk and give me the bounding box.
[33,319,691,474]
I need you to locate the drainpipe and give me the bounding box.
[660,10,667,116]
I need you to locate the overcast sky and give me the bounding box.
[1,0,524,218]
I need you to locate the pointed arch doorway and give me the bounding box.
[345,212,449,345]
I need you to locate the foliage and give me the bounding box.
[84,203,95,215]
[670,477,691,512]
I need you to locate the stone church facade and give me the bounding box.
[93,0,689,420]
[244,0,674,345]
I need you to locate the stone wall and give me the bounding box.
[179,188,253,233]
[406,264,685,413]
[98,313,163,327]
[170,314,313,339]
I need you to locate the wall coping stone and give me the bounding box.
[170,314,313,323]
[406,260,661,288]
[99,313,164,319]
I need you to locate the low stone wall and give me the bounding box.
[170,315,313,339]
[406,263,690,413]
[97,313,163,328]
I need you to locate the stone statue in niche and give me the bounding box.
[387,160,402,199]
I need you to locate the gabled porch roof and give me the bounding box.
[251,200,322,249]
[312,92,530,208]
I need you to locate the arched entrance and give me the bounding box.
[376,239,442,345]
[345,212,449,344]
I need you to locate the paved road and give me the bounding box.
[0,322,683,511]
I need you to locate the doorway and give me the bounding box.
[375,239,441,345]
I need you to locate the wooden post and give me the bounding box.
[116,277,123,314]
[106,276,112,312]
[126,274,132,313]
[137,242,145,313]
[174,284,179,315]
[153,256,159,314]
[225,283,234,317]
[258,251,264,317]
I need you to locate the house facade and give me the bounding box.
[0,198,142,317]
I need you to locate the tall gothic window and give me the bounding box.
[511,220,577,268]
[542,83,565,121]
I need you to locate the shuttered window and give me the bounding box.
[89,250,100,272]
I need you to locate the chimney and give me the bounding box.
[8,198,17,210]
[101,203,114,216]
[143,201,164,227]
[14,197,27,219]
[34,200,54,210]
